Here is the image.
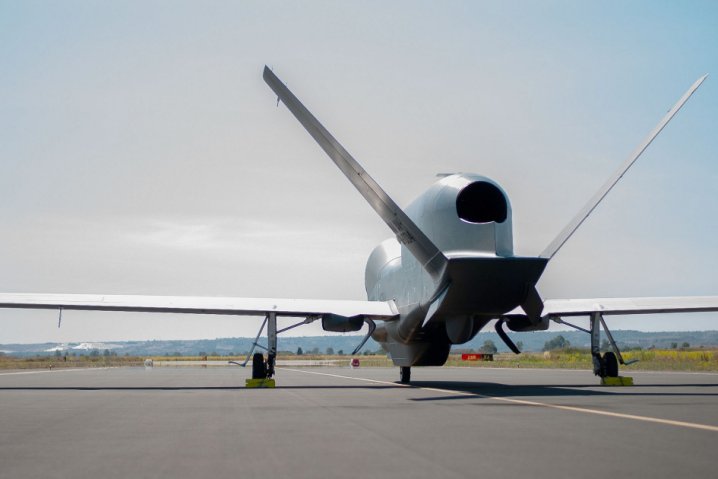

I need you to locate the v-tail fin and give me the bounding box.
[263,66,448,281]
[540,74,708,260]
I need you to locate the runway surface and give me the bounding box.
[1,365,717,479]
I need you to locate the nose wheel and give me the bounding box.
[400,366,411,384]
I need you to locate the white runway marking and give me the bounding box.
[282,368,718,433]
[0,367,112,376]
[443,366,718,377]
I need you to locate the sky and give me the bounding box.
[0,0,717,343]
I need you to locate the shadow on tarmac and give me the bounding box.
[1,382,717,399]
[0,385,407,391]
[406,381,718,401]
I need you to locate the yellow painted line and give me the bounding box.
[281,368,718,433]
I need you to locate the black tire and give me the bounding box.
[603,352,619,377]
[252,353,266,379]
[400,366,411,384]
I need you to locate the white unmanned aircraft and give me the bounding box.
[1,67,717,384]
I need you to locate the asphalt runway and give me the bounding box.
[1,366,717,479]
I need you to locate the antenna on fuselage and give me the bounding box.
[263,66,449,282]
[540,74,708,260]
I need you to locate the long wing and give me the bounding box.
[0,293,398,321]
[540,74,708,260]
[541,296,718,318]
[263,66,448,281]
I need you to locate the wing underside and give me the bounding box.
[0,293,399,322]
[541,296,718,318]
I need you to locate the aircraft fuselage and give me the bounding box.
[365,173,547,366]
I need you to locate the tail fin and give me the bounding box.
[263,66,448,281]
[540,74,708,260]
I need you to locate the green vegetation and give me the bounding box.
[0,354,142,370]
[446,348,718,372]
[2,348,717,372]
[543,335,570,351]
[479,340,498,354]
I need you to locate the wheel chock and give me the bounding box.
[600,376,634,386]
[246,378,276,388]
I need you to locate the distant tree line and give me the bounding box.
[543,335,570,351]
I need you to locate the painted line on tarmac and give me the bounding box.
[0,367,112,376]
[443,366,718,377]
[281,368,718,433]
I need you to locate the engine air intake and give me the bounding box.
[456,181,507,224]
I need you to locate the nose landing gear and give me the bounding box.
[399,366,411,384]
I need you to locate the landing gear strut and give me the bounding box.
[243,312,278,380]
[554,311,636,383]
[400,366,411,384]
[590,312,626,378]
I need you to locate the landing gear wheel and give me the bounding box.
[252,353,267,379]
[400,366,411,384]
[603,352,619,377]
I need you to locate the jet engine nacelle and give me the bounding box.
[321,314,364,333]
[503,314,549,332]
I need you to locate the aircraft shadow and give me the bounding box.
[406,381,718,401]
[0,385,399,391]
[1,382,716,399]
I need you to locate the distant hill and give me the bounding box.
[2,330,718,357]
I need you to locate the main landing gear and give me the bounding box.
[589,311,630,379]
[556,311,636,381]
[236,311,376,387]
[238,312,282,386]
